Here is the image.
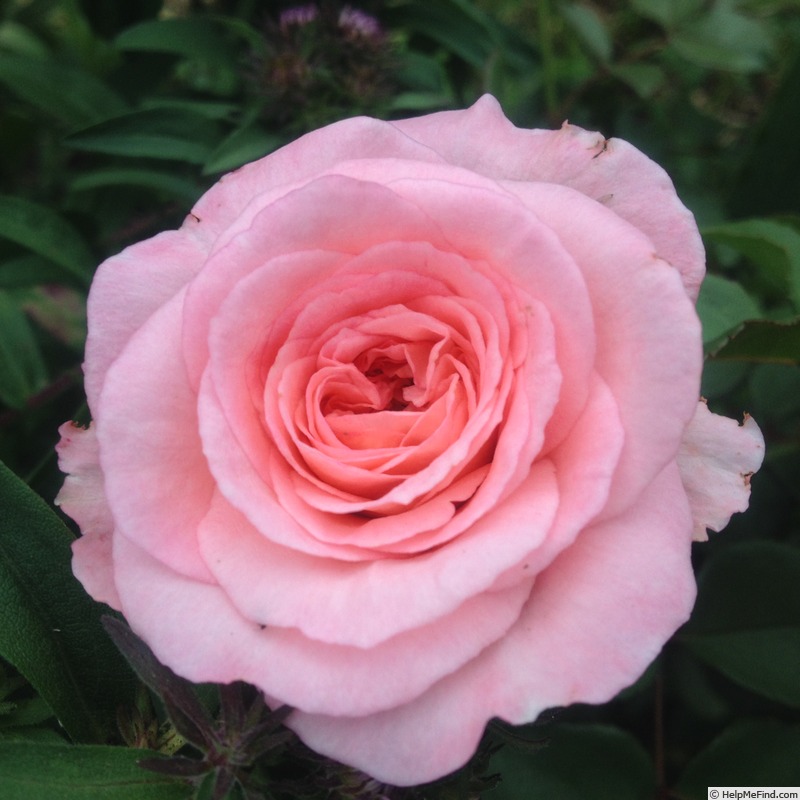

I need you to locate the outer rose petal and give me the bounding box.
[290,464,695,786]
[189,115,446,249]
[54,422,121,609]
[391,94,705,299]
[96,288,215,582]
[503,181,702,515]
[83,227,210,409]
[111,524,535,718]
[677,400,766,540]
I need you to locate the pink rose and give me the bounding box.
[57,95,764,786]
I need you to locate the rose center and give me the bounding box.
[362,356,414,412]
[308,329,472,453]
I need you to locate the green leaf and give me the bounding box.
[559,2,612,63]
[0,742,189,800]
[0,21,50,59]
[114,17,236,63]
[490,723,655,800]
[748,363,800,425]
[65,109,220,164]
[668,0,773,73]
[0,461,136,743]
[676,720,800,798]
[0,197,93,287]
[0,255,71,290]
[206,15,265,52]
[141,98,238,121]
[203,124,282,175]
[700,360,749,399]
[682,628,800,707]
[69,169,203,204]
[395,51,454,94]
[389,91,456,112]
[0,696,53,729]
[711,317,800,364]
[729,51,800,217]
[609,63,664,98]
[695,273,761,348]
[0,728,68,744]
[114,18,241,97]
[680,542,800,707]
[0,53,127,128]
[0,291,48,408]
[389,0,499,67]
[703,218,800,309]
[629,0,704,29]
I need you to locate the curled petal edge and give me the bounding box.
[677,399,765,541]
[55,422,121,609]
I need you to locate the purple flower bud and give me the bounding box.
[338,5,382,38]
[279,3,319,31]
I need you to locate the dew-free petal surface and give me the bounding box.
[289,464,695,786]
[84,227,209,409]
[113,526,533,717]
[391,94,705,299]
[677,400,765,540]
[197,461,560,647]
[55,422,121,609]
[96,289,215,583]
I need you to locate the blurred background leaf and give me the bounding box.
[680,542,800,708]
[676,720,800,799]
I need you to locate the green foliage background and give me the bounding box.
[1,0,799,797]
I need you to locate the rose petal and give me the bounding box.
[263,249,509,511]
[198,375,624,648]
[197,459,560,648]
[677,400,766,540]
[113,524,534,717]
[503,180,702,516]
[84,228,210,409]
[288,463,695,786]
[200,231,561,553]
[183,173,451,388]
[391,94,705,299]
[190,115,447,251]
[492,373,624,586]
[96,288,215,582]
[199,372,377,562]
[55,422,112,539]
[55,422,121,609]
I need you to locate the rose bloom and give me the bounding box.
[57,96,764,786]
